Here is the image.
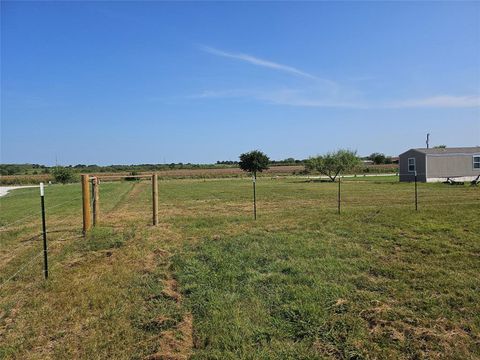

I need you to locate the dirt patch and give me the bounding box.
[161,278,181,303]
[142,248,171,274]
[360,301,477,357]
[142,237,193,360]
[145,313,193,360]
[144,277,193,360]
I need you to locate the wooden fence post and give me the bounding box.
[152,173,158,225]
[82,175,91,234]
[92,177,99,226]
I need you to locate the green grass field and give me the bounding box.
[1,177,479,359]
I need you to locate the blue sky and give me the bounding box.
[1,1,479,165]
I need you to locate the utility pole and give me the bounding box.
[426,133,430,149]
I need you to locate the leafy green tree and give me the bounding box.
[239,150,270,220]
[306,149,360,182]
[239,150,270,178]
[2,165,21,175]
[434,145,447,149]
[52,166,76,184]
[369,152,386,165]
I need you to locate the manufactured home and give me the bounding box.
[399,147,480,182]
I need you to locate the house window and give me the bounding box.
[408,157,416,172]
[474,156,480,169]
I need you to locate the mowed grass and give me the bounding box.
[0,177,479,359]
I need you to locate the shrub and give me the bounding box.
[52,166,76,184]
[125,171,140,181]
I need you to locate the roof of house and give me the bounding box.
[401,147,480,156]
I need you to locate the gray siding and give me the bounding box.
[427,153,480,179]
[399,150,426,182]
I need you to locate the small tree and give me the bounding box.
[306,149,360,182]
[239,150,270,219]
[239,150,270,178]
[52,166,76,184]
[369,152,386,165]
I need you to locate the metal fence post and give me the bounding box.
[152,173,158,225]
[253,173,257,220]
[415,171,418,211]
[338,177,341,214]
[40,183,48,279]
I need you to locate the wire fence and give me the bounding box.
[0,197,82,231]
[0,176,478,290]
[0,230,82,291]
[0,250,44,290]
[0,189,84,290]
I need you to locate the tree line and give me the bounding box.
[217,158,305,166]
[2,149,398,185]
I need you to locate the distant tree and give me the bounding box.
[4,165,21,175]
[52,166,76,184]
[434,145,447,149]
[239,150,270,220]
[280,157,295,164]
[369,152,386,165]
[217,160,238,165]
[305,149,360,182]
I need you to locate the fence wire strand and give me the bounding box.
[0,197,81,231]
[0,250,44,290]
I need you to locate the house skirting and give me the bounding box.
[426,176,479,183]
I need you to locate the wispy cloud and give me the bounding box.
[195,45,479,109]
[199,45,332,83]
[384,95,480,109]
[191,88,366,108]
[192,89,480,109]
